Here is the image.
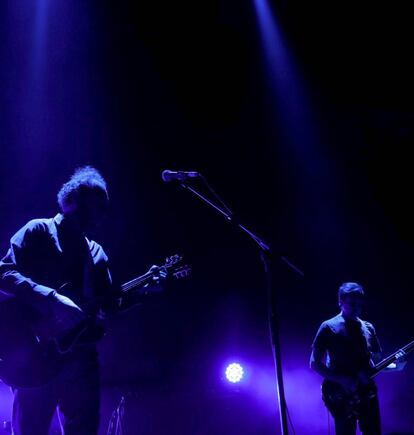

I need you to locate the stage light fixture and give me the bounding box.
[225,363,244,383]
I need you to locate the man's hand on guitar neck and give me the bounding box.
[385,350,408,371]
[116,263,169,312]
[143,264,168,294]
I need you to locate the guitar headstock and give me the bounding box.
[162,255,191,280]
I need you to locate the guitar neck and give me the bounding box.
[120,272,154,294]
[372,339,414,377]
[119,258,183,294]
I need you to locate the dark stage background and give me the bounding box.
[1,1,413,434]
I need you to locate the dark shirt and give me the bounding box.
[0,214,113,309]
[312,313,382,376]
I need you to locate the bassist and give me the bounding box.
[310,282,404,435]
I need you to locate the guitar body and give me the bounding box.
[0,299,62,388]
[322,379,378,419]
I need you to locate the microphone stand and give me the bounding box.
[176,177,304,435]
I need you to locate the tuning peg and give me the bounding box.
[173,266,191,279]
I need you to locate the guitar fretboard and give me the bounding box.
[372,339,414,377]
[120,257,183,294]
[121,272,153,293]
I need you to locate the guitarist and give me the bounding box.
[310,282,404,435]
[0,166,166,435]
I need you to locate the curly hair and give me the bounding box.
[338,282,364,300]
[57,166,108,211]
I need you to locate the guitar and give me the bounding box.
[0,255,190,388]
[322,339,414,418]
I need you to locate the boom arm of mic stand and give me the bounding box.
[178,180,304,435]
[179,182,304,275]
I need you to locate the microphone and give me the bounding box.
[161,170,200,182]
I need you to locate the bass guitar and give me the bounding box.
[0,255,190,388]
[322,339,414,418]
